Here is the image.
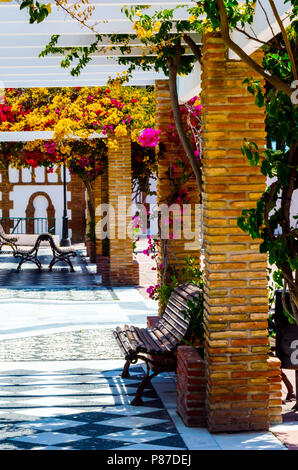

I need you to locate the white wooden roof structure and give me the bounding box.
[0,1,292,98]
[0,0,196,88]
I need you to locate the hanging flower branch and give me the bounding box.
[137,95,203,309]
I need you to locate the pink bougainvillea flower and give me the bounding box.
[44,142,56,155]
[139,128,162,147]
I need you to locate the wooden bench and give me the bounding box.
[14,233,76,272]
[0,223,18,253]
[113,283,203,406]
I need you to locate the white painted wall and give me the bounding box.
[177,62,201,104]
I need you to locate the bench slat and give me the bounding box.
[135,327,164,354]
[152,324,178,350]
[124,325,145,353]
[113,329,131,359]
[115,327,132,353]
[164,301,190,327]
[160,314,188,341]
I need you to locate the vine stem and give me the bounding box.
[167,43,203,195]
[216,0,293,97]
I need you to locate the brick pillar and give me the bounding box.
[68,173,86,243]
[94,174,103,257]
[201,33,273,432]
[106,135,138,286]
[155,80,201,307]
[0,169,13,226]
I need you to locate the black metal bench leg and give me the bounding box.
[282,370,295,401]
[48,256,75,272]
[16,259,24,272]
[121,360,131,379]
[34,258,42,270]
[131,364,159,406]
[67,257,75,272]
[48,257,56,272]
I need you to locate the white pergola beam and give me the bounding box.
[0,131,106,142]
[0,78,161,87]
[0,3,190,22]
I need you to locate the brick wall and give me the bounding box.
[201,33,275,431]
[176,346,206,427]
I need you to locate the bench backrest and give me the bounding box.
[154,283,203,346]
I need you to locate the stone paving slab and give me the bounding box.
[0,288,157,341]
[0,287,117,302]
[0,329,122,361]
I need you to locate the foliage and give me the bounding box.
[182,292,205,347]
[0,83,158,243]
[0,80,155,147]
[237,20,298,324]
[20,0,51,24]
[131,141,157,202]
[0,82,157,198]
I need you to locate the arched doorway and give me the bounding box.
[25,191,55,234]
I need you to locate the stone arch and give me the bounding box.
[25,191,55,234]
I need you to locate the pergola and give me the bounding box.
[0,0,289,433]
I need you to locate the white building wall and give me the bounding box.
[7,165,72,240]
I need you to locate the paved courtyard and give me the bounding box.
[0,245,296,450]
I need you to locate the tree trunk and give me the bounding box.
[167,50,203,195]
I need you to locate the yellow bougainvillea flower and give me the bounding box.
[189,15,197,23]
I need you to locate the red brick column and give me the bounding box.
[201,33,274,431]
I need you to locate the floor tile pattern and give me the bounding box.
[0,365,187,450]
[0,250,117,300]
